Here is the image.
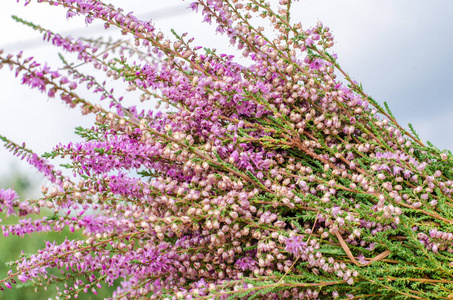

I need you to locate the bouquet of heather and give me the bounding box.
[1,0,453,299]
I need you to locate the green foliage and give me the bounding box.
[407,123,420,141]
[383,101,395,119]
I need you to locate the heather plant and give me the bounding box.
[0,173,118,299]
[1,0,453,299]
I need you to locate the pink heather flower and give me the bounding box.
[235,256,257,271]
[0,188,18,217]
[189,2,199,13]
[403,169,413,178]
[357,254,368,265]
[392,166,403,176]
[309,58,325,70]
[417,162,427,171]
[285,236,308,257]
[379,164,391,172]
[365,243,376,251]
[432,244,439,253]
[17,274,28,283]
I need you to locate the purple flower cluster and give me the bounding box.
[0,188,19,218]
[285,235,308,257]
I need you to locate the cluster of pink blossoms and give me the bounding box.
[1,0,453,299]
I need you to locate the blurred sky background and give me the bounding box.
[1,0,453,191]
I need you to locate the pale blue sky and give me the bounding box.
[1,1,452,182]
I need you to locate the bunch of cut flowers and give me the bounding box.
[1,0,453,299]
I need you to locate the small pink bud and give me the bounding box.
[412,202,422,208]
[382,182,392,191]
[182,50,193,59]
[432,244,438,253]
